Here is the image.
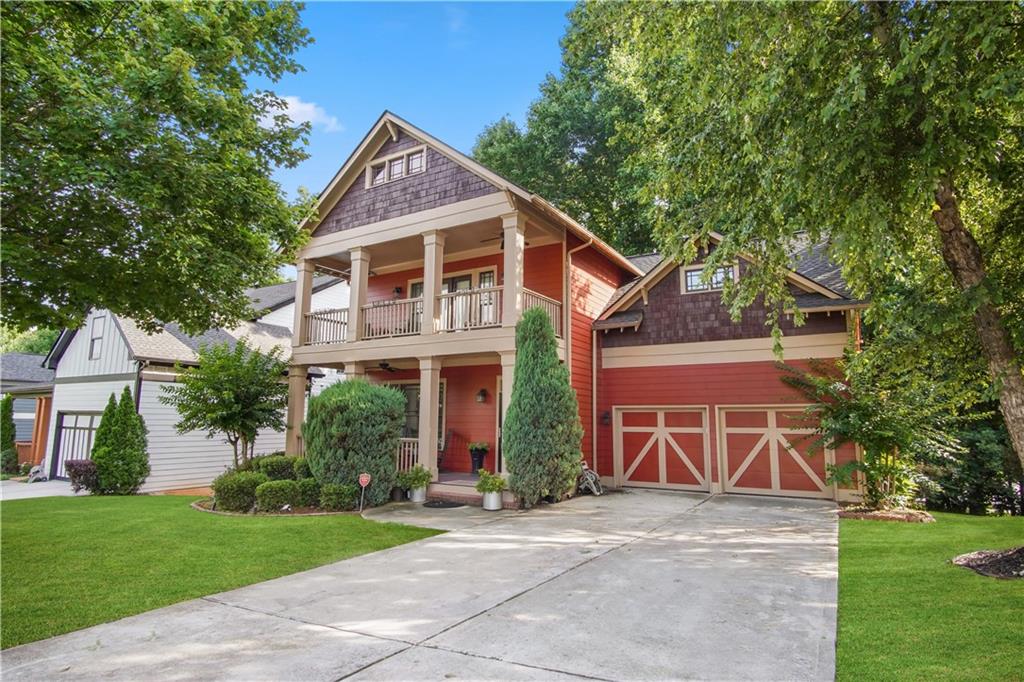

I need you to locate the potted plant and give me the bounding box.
[468,441,489,472]
[475,469,506,511]
[398,464,431,503]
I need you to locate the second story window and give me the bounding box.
[365,146,427,188]
[89,315,105,360]
[682,265,735,293]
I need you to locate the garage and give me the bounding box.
[718,406,833,499]
[613,407,710,491]
[49,412,101,480]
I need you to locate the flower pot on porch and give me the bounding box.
[482,491,503,511]
[468,442,489,473]
[409,486,427,503]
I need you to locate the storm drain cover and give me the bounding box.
[423,500,465,509]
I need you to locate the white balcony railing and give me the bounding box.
[524,289,563,337]
[396,438,419,472]
[362,298,423,339]
[303,308,348,345]
[438,286,503,332]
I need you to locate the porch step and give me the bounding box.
[427,482,518,510]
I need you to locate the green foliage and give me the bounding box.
[91,388,150,495]
[397,464,431,490]
[0,325,59,354]
[258,455,296,481]
[467,442,489,452]
[296,478,320,508]
[255,479,299,512]
[319,483,358,512]
[475,470,507,494]
[1,394,16,473]
[65,460,99,494]
[91,393,119,458]
[160,340,287,469]
[292,456,311,480]
[503,308,584,507]
[1,2,316,334]
[303,379,404,507]
[211,470,268,513]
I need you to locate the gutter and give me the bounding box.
[134,360,149,412]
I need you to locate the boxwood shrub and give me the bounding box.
[212,470,268,512]
[255,479,300,511]
[297,478,320,507]
[320,483,358,511]
[303,379,404,507]
[258,455,296,481]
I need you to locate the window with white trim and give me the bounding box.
[682,265,734,293]
[366,147,427,187]
[88,315,105,360]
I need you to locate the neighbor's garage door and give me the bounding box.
[50,412,101,480]
[614,408,710,492]
[718,406,832,499]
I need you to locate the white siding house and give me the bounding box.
[40,278,347,491]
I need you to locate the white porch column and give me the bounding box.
[502,212,526,328]
[418,356,442,481]
[345,361,366,379]
[421,230,446,335]
[292,260,315,347]
[285,365,308,455]
[346,247,370,342]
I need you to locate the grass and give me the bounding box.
[838,512,1024,682]
[0,495,441,649]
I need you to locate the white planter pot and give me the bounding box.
[409,487,427,503]
[482,491,503,511]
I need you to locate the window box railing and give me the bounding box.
[437,286,503,332]
[362,298,423,339]
[523,289,563,337]
[303,308,348,345]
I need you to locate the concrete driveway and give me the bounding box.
[1,491,837,681]
[0,479,79,501]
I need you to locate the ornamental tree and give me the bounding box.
[503,307,583,507]
[159,340,287,469]
[1,1,315,334]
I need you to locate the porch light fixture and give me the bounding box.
[393,286,403,297]
[476,389,488,403]
[601,411,612,426]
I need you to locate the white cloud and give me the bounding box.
[264,96,343,133]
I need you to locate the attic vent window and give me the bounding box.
[89,315,106,360]
[682,265,735,293]
[365,146,427,188]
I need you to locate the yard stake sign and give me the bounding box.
[358,473,371,511]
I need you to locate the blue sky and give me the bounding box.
[259,2,573,199]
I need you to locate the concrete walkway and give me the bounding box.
[1,491,838,681]
[0,479,79,501]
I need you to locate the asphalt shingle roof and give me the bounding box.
[0,353,55,384]
[246,276,339,315]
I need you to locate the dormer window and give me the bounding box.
[682,264,736,293]
[365,146,427,188]
[89,315,105,360]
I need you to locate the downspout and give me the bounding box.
[133,360,149,412]
[565,238,595,374]
[591,328,598,476]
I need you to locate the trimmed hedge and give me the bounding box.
[320,483,358,511]
[255,479,300,511]
[293,457,311,480]
[297,478,320,507]
[303,380,404,507]
[258,455,296,481]
[212,470,268,512]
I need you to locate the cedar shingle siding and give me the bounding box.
[314,133,498,236]
[602,263,846,348]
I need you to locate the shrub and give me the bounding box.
[92,387,150,494]
[303,380,404,507]
[212,470,268,512]
[297,477,320,507]
[503,308,583,507]
[65,460,99,493]
[1,394,17,474]
[293,456,311,480]
[255,479,300,511]
[397,464,431,490]
[258,455,296,481]
[475,469,507,494]
[320,482,358,511]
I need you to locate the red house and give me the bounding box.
[286,112,865,503]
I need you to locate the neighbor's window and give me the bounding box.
[407,150,424,174]
[370,162,386,186]
[683,266,734,293]
[89,315,105,360]
[388,157,405,180]
[366,147,427,187]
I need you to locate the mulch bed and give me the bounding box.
[838,507,936,523]
[191,498,357,517]
[952,546,1024,579]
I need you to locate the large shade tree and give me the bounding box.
[1,1,315,334]
[570,1,1024,468]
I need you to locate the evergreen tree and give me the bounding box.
[90,393,119,458]
[1,394,17,473]
[93,387,149,494]
[503,308,583,507]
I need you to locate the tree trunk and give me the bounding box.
[932,178,1024,471]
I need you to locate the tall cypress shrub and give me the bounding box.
[93,387,150,494]
[303,379,404,507]
[90,393,119,457]
[503,307,584,507]
[1,394,17,473]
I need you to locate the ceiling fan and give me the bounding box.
[480,232,530,249]
[378,361,398,373]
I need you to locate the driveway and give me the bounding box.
[1,491,837,681]
[0,479,79,501]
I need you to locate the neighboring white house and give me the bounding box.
[39,277,347,492]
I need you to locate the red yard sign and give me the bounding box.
[358,473,371,488]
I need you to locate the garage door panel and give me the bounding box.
[723,410,768,428]
[622,432,659,483]
[664,411,703,428]
[616,408,710,492]
[665,432,705,486]
[622,411,659,428]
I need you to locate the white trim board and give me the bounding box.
[601,333,848,369]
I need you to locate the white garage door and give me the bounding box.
[718,406,833,499]
[50,412,102,480]
[614,407,710,492]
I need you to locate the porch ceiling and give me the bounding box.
[357,352,502,374]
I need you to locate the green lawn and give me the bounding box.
[838,512,1024,682]
[0,495,440,649]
